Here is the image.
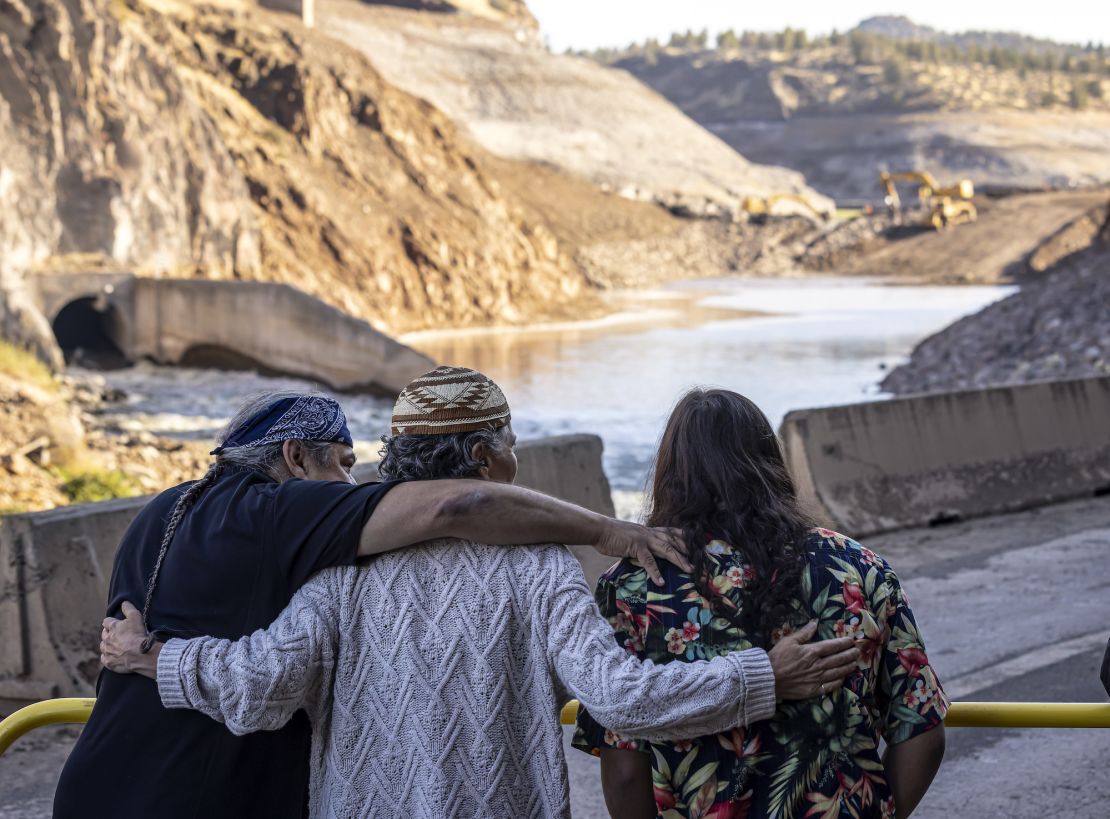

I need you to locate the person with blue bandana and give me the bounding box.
[52,384,691,819]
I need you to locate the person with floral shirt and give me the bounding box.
[574,388,947,819]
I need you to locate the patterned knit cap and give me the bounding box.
[391,366,511,436]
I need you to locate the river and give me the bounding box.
[82,277,1013,512]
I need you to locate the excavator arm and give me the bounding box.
[879,169,976,230]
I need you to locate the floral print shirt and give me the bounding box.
[573,528,948,819]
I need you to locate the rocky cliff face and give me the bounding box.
[144,0,592,331]
[0,0,594,347]
[0,0,260,361]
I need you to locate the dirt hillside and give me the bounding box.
[318,0,831,218]
[714,111,1110,203]
[607,28,1110,202]
[804,190,1110,283]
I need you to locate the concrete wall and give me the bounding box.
[258,0,315,26]
[781,376,1110,537]
[31,273,433,394]
[0,435,614,703]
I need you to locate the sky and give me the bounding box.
[526,1,1109,52]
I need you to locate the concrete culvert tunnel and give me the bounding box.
[51,297,129,369]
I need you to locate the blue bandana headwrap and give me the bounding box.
[211,395,353,455]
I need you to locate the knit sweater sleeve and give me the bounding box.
[156,570,341,735]
[544,549,777,742]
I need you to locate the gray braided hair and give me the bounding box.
[138,390,338,650]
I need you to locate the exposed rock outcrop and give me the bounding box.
[0,0,598,342]
[0,0,260,363]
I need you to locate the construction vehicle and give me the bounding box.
[741,193,829,223]
[879,170,977,230]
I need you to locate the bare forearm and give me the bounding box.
[359,480,605,556]
[435,483,607,546]
[358,479,689,586]
[883,726,945,818]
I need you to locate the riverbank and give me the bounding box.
[0,268,1051,515]
[0,352,209,514]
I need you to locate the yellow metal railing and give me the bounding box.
[559,700,1110,729]
[0,698,96,756]
[3,698,1110,757]
[938,701,1110,729]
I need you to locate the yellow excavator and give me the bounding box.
[880,170,977,230]
[741,193,829,223]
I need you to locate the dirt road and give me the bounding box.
[837,189,1108,283]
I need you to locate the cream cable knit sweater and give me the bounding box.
[158,542,776,818]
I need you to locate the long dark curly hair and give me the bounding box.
[647,388,812,648]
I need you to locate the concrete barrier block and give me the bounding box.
[781,376,1110,537]
[514,435,617,586]
[0,498,147,700]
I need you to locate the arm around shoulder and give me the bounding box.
[157,572,343,734]
[543,554,776,742]
[357,480,606,556]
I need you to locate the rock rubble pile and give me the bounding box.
[882,241,1110,394]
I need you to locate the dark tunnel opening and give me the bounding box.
[52,297,129,369]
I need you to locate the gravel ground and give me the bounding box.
[882,243,1110,394]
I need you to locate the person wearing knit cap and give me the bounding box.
[100,370,861,818]
[390,365,512,436]
[382,366,519,484]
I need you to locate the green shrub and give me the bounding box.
[1070,78,1090,109]
[883,57,908,86]
[0,341,55,391]
[57,467,141,504]
[716,29,739,51]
